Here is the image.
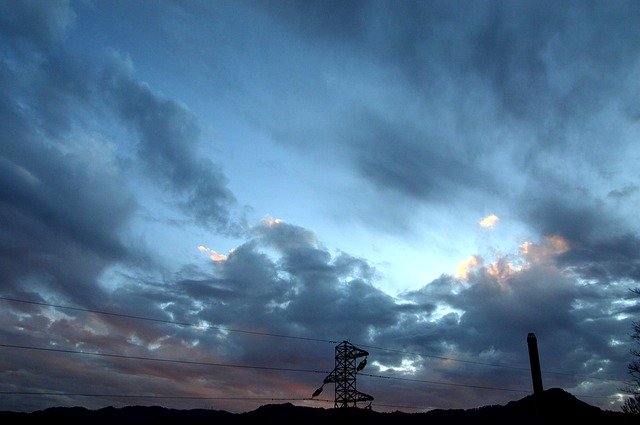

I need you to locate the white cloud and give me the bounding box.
[197,245,228,262]
[479,214,499,228]
[455,255,482,280]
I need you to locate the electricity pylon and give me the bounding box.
[312,340,374,408]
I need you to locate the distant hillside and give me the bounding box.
[1,388,636,424]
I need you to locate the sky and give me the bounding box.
[1,0,640,414]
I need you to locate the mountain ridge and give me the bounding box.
[1,388,635,424]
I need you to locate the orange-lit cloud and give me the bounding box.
[520,235,570,263]
[486,258,521,285]
[479,214,499,228]
[197,245,228,262]
[456,255,482,280]
[456,254,519,288]
[454,235,569,289]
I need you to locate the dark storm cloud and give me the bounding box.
[350,110,495,200]
[101,57,241,234]
[268,0,639,127]
[191,221,401,338]
[0,0,76,50]
[253,220,319,251]
[457,267,579,347]
[0,217,634,412]
[259,0,368,42]
[252,0,500,204]
[471,0,640,123]
[0,0,242,304]
[38,214,626,410]
[609,185,639,200]
[0,45,133,306]
[525,195,612,244]
[216,241,287,297]
[176,221,632,407]
[561,234,640,283]
[252,0,640,234]
[1,0,638,414]
[523,194,640,283]
[397,259,633,392]
[178,278,239,301]
[158,221,404,367]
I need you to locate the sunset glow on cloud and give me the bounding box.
[456,235,568,286]
[455,255,482,280]
[520,235,570,263]
[197,245,228,262]
[486,259,521,287]
[479,214,499,228]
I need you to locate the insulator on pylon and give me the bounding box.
[357,357,367,371]
[312,385,323,397]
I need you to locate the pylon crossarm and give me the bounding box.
[352,391,374,402]
[323,369,338,383]
[346,347,369,359]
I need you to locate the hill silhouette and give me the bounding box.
[0,388,635,424]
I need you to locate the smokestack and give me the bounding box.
[527,332,544,395]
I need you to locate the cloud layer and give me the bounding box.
[0,0,639,415]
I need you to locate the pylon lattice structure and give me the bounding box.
[319,340,374,408]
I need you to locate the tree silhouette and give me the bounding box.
[622,288,640,415]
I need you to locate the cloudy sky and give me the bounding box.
[1,0,640,414]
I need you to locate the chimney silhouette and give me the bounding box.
[527,332,544,395]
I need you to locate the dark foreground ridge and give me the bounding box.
[1,388,636,424]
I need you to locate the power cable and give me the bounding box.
[354,342,626,383]
[0,391,332,403]
[0,343,543,396]
[0,296,337,344]
[0,296,628,384]
[0,343,331,375]
[357,371,530,393]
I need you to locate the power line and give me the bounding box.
[0,389,618,412]
[0,390,433,411]
[356,343,532,370]
[4,342,606,400]
[0,388,516,412]
[0,344,623,409]
[0,343,331,375]
[540,369,626,383]
[357,371,530,394]
[0,390,510,412]
[1,298,629,413]
[0,296,337,344]
[0,391,332,403]
[357,372,622,400]
[352,343,626,384]
[0,297,551,374]
[0,296,628,384]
